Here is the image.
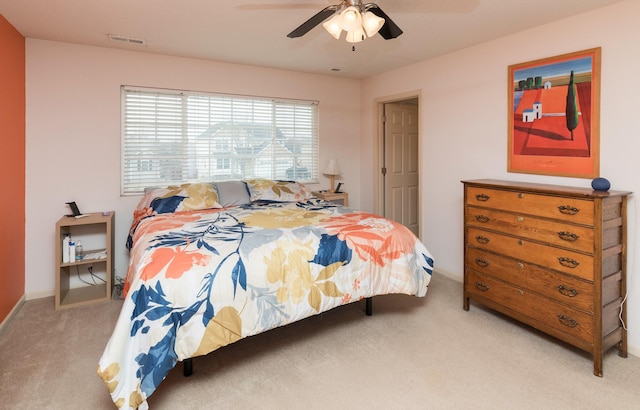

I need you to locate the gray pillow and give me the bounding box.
[215,181,251,207]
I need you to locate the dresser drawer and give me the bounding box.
[465,247,594,311]
[466,270,595,344]
[466,186,594,225]
[467,227,594,281]
[466,206,594,254]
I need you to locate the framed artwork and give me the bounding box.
[507,48,601,178]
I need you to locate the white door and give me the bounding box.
[383,102,419,236]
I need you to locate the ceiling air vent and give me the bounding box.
[108,34,147,46]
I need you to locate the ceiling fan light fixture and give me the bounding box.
[340,6,362,32]
[286,2,402,42]
[322,13,343,39]
[362,11,385,37]
[345,27,365,43]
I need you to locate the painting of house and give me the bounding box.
[522,102,542,122]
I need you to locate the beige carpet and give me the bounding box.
[1,273,639,409]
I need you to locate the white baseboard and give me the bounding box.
[25,289,55,300]
[433,267,462,283]
[0,295,26,334]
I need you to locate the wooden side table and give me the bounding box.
[55,212,114,309]
[313,191,348,206]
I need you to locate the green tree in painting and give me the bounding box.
[518,79,527,90]
[525,77,534,89]
[534,76,542,89]
[566,70,579,141]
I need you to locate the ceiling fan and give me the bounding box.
[286,0,402,43]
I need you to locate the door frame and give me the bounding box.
[372,91,422,236]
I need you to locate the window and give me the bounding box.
[121,86,319,195]
[216,158,230,170]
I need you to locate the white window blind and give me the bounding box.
[121,86,319,195]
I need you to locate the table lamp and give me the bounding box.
[323,159,341,193]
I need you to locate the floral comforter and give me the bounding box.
[98,198,433,409]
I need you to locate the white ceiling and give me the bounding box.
[0,0,624,78]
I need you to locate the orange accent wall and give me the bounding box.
[0,14,26,323]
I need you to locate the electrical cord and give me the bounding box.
[75,264,107,286]
[113,276,125,299]
[620,292,628,331]
[76,265,95,286]
[88,265,106,284]
[619,195,637,331]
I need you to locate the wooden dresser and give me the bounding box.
[462,179,630,376]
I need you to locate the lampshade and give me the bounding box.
[323,159,341,176]
[362,11,385,37]
[323,159,341,193]
[322,5,385,46]
[345,27,365,43]
[322,14,343,39]
[340,6,362,32]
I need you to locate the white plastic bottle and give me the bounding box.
[69,240,76,262]
[62,234,70,263]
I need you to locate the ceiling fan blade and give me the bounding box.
[287,6,337,38]
[287,7,336,38]
[368,5,403,39]
[237,3,330,11]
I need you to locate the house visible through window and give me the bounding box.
[216,158,230,170]
[121,86,319,195]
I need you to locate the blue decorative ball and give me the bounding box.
[591,177,610,191]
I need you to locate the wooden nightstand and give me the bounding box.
[313,191,348,206]
[55,212,114,310]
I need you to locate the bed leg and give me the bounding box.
[184,358,193,377]
[365,297,372,316]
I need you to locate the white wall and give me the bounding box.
[25,41,361,297]
[361,0,640,355]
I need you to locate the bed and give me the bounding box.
[98,180,434,409]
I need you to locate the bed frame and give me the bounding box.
[182,297,373,377]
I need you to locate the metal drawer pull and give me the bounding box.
[557,285,578,298]
[475,215,489,223]
[558,231,579,242]
[476,194,490,202]
[518,193,524,199]
[517,263,524,269]
[517,239,524,246]
[558,257,580,268]
[475,282,489,291]
[557,314,578,328]
[475,258,489,267]
[558,205,579,215]
[475,235,489,244]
